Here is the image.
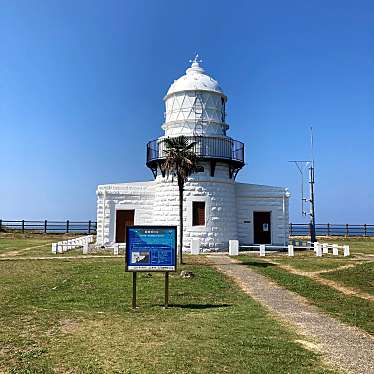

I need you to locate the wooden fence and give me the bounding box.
[0,220,97,234]
[289,223,374,237]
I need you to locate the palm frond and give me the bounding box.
[162,136,198,183]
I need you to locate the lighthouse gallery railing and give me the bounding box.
[146,136,244,164]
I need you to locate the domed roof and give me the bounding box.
[165,56,225,99]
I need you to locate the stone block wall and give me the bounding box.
[152,162,238,251]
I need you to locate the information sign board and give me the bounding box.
[125,226,177,272]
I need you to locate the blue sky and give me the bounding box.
[1,0,373,223]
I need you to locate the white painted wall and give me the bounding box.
[96,182,154,245]
[235,183,290,246]
[96,171,289,250]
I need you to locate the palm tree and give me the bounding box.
[162,136,198,265]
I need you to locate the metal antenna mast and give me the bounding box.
[309,126,316,243]
[289,127,317,243]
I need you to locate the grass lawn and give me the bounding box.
[0,235,52,254]
[237,256,374,335]
[317,236,374,255]
[290,236,374,255]
[321,262,374,296]
[0,254,334,373]
[260,236,374,273]
[0,233,76,255]
[262,254,354,273]
[0,233,105,257]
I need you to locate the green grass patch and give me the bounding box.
[321,262,374,296]
[0,233,100,257]
[0,257,333,373]
[273,256,355,272]
[291,237,374,255]
[238,256,374,335]
[0,233,76,254]
[0,237,51,253]
[320,237,374,255]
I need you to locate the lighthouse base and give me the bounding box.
[96,175,289,251]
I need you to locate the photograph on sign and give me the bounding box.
[126,226,177,272]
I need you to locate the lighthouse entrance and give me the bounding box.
[253,212,271,244]
[115,210,134,243]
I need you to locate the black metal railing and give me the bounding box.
[1,220,373,237]
[0,220,97,234]
[289,223,374,237]
[146,136,244,165]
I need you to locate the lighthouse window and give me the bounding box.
[192,202,205,226]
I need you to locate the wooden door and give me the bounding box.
[115,210,134,243]
[253,212,271,244]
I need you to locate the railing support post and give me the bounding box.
[346,224,349,236]
[364,224,367,237]
[66,220,69,233]
[290,223,293,236]
[327,223,330,236]
[88,220,91,234]
[22,220,25,233]
[44,220,47,234]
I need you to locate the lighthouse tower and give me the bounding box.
[146,56,245,250]
[96,56,289,251]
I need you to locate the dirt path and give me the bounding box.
[315,263,363,274]
[208,255,374,374]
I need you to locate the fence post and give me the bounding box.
[44,220,47,234]
[22,220,25,233]
[88,220,91,234]
[290,223,293,236]
[364,224,367,237]
[345,224,349,236]
[66,220,69,233]
[0,219,2,231]
[327,223,330,236]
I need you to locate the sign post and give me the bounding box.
[125,226,177,309]
[132,272,137,309]
[165,272,169,307]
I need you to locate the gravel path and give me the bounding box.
[208,255,374,374]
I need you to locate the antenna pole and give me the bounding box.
[309,163,316,242]
[289,127,317,244]
[309,127,316,243]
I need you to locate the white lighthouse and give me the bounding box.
[96,57,290,250]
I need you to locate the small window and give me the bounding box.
[193,202,205,226]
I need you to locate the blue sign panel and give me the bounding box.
[125,226,177,272]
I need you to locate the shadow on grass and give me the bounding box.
[240,261,276,268]
[168,303,231,310]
